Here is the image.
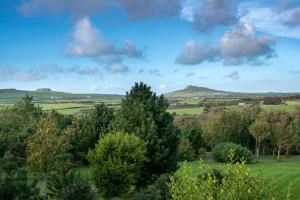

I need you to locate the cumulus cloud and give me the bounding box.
[284,7,300,27]
[149,69,162,76]
[121,0,181,20]
[17,64,64,82]
[17,0,181,20]
[68,65,99,75]
[17,0,116,18]
[176,23,276,66]
[186,72,196,77]
[158,84,167,90]
[291,70,300,74]
[121,40,143,58]
[65,17,115,57]
[0,67,18,81]
[176,39,220,65]
[240,2,300,39]
[220,23,276,65]
[225,71,239,80]
[64,17,143,73]
[106,63,129,73]
[193,0,238,32]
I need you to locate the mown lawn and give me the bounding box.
[77,154,300,199]
[187,154,300,199]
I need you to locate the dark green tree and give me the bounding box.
[0,151,40,200]
[114,82,180,186]
[182,122,205,155]
[0,95,42,157]
[69,104,114,163]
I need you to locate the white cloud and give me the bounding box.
[240,6,300,39]
[220,23,276,65]
[176,23,276,66]
[158,84,167,90]
[225,71,239,80]
[176,39,220,65]
[106,63,129,73]
[18,0,181,20]
[65,17,115,57]
[0,67,18,81]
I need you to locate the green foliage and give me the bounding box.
[114,82,179,185]
[26,113,72,198]
[48,171,95,200]
[182,122,205,155]
[178,137,195,161]
[212,142,253,163]
[170,161,294,200]
[202,109,256,150]
[70,104,114,163]
[132,174,171,200]
[0,151,40,200]
[87,132,147,199]
[0,95,42,157]
[250,118,271,161]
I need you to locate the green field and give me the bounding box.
[187,155,300,199]
[261,101,300,112]
[168,107,203,115]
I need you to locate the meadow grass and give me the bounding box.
[167,107,203,115]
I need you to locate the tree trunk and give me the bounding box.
[277,147,281,162]
[286,147,289,157]
[262,145,265,155]
[272,147,276,159]
[44,173,48,200]
[256,142,260,162]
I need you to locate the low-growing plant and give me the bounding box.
[170,161,294,200]
[212,142,253,163]
[132,174,171,200]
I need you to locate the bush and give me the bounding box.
[48,171,95,200]
[170,162,293,200]
[0,151,40,199]
[178,137,195,161]
[132,174,171,200]
[87,132,147,199]
[212,142,253,163]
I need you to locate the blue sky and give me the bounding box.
[1,0,300,94]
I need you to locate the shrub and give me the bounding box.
[212,142,253,163]
[87,132,147,199]
[182,122,205,155]
[0,151,40,199]
[178,137,195,161]
[132,174,171,200]
[170,162,293,200]
[48,171,95,200]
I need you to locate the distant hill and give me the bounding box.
[0,88,27,93]
[165,85,232,98]
[165,85,300,99]
[0,88,123,103]
[36,88,52,92]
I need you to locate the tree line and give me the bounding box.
[0,82,299,199]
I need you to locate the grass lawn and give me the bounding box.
[76,154,300,199]
[187,154,300,199]
[260,104,299,112]
[168,107,203,115]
